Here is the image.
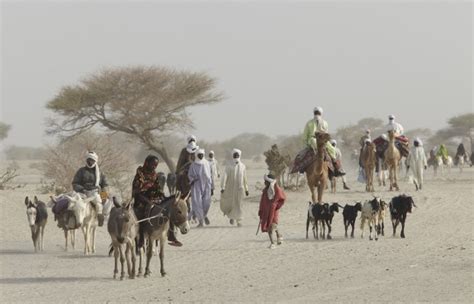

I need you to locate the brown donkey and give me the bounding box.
[137,192,190,277]
[107,197,138,280]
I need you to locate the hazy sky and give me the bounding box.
[1,0,472,148]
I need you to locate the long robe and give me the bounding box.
[208,158,220,191]
[188,159,213,221]
[220,161,249,221]
[258,184,286,232]
[407,146,427,188]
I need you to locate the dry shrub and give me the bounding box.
[42,131,136,199]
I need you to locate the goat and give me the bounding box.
[306,202,328,240]
[360,197,381,241]
[322,203,343,239]
[376,199,388,236]
[389,194,416,238]
[342,202,362,238]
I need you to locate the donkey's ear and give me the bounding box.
[34,196,39,203]
[112,196,121,209]
[24,196,29,206]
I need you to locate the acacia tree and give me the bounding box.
[46,66,224,172]
[428,113,474,151]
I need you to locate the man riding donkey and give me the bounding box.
[291,107,346,193]
[67,151,108,226]
[132,155,166,248]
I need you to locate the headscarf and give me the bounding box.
[388,114,395,120]
[232,148,242,164]
[330,139,337,146]
[86,151,100,187]
[414,138,423,146]
[187,135,197,143]
[186,142,198,154]
[264,174,277,200]
[313,106,323,115]
[195,148,205,164]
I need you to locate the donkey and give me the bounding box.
[25,196,48,252]
[50,193,86,251]
[82,196,100,255]
[108,197,138,280]
[167,172,177,195]
[137,192,190,277]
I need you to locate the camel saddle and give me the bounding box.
[373,135,410,158]
[290,147,336,174]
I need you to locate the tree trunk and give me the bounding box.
[152,147,176,173]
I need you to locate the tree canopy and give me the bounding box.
[0,122,11,141]
[46,66,224,171]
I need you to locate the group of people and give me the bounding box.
[61,107,468,250]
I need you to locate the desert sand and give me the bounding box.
[0,160,473,303]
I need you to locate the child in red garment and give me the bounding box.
[258,174,286,249]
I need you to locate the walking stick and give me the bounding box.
[256,219,261,235]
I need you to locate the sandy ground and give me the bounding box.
[0,160,473,303]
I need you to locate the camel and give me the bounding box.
[305,132,330,203]
[361,142,376,192]
[384,130,401,191]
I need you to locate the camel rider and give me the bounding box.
[330,139,350,190]
[386,114,404,136]
[132,155,164,248]
[72,151,108,226]
[302,107,343,175]
[359,129,372,148]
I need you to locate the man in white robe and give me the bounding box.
[188,148,213,227]
[208,150,220,196]
[220,148,249,227]
[406,138,428,191]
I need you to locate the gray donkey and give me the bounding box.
[107,197,138,280]
[25,196,48,252]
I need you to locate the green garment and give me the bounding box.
[436,144,449,160]
[302,118,335,159]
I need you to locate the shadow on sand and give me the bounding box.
[0,276,107,285]
[0,249,38,255]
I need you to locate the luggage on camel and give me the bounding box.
[290,147,338,176]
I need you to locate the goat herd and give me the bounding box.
[23,193,416,281]
[306,194,416,241]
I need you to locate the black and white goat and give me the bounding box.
[360,197,382,241]
[389,194,416,238]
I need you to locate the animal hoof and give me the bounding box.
[327,235,332,240]
[161,272,167,277]
[129,275,135,279]
[401,235,405,239]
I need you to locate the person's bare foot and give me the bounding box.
[204,217,210,225]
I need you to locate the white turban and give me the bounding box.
[366,129,371,134]
[388,114,395,120]
[264,174,277,200]
[414,138,423,146]
[313,106,323,115]
[330,139,337,146]
[197,148,205,155]
[86,151,98,163]
[85,151,100,187]
[365,138,371,144]
[186,142,198,153]
[232,148,242,157]
[209,150,214,155]
[187,135,196,143]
